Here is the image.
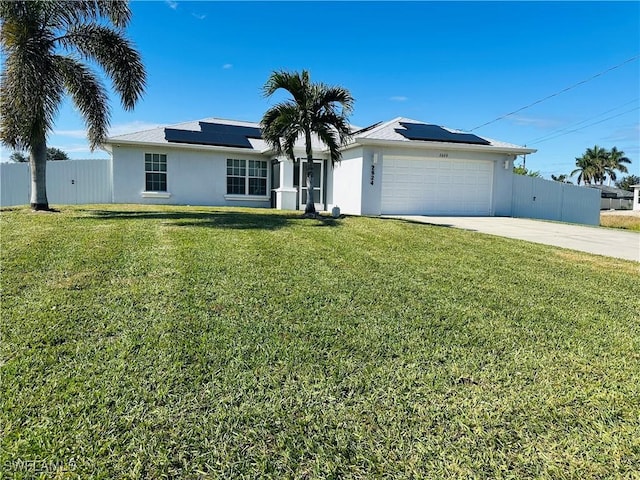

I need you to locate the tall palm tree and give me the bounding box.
[261,70,353,215]
[571,145,608,185]
[604,146,631,185]
[571,155,597,185]
[0,1,145,210]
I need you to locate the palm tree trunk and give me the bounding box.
[304,128,316,215]
[29,137,49,210]
[305,168,315,214]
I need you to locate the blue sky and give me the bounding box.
[2,1,639,180]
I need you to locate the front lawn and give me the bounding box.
[600,212,640,231]
[1,205,638,479]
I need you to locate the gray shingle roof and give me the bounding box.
[351,117,533,152]
[587,185,634,199]
[104,116,534,154]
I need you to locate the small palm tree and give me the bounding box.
[261,70,353,215]
[0,1,146,210]
[604,147,631,184]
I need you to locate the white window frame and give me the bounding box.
[225,158,268,199]
[144,153,168,193]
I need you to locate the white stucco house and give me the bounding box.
[103,116,537,217]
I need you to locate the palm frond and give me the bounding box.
[0,11,63,149]
[54,55,109,149]
[61,24,145,110]
[261,102,301,161]
[96,1,132,28]
[42,1,131,29]
[263,69,311,108]
[314,123,342,164]
[312,84,354,116]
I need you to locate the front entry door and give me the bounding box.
[298,160,324,211]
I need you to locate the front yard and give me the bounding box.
[1,205,638,479]
[600,210,640,231]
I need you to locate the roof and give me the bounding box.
[105,118,269,152]
[105,117,326,153]
[350,117,536,154]
[104,116,535,155]
[586,185,634,199]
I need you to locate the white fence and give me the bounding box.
[0,159,112,207]
[0,162,30,207]
[2,160,602,226]
[600,198,633,210]
[512,175,600,225]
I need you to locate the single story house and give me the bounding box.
[586,184,635,210]
[103,116,537,217]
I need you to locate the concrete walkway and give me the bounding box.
[387,216,640,262]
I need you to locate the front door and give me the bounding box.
[297,159,324,211]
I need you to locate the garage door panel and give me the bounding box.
[381,157,493,215]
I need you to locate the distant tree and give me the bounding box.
[571,145,632,185]
[571,147,604,185]
[513,163,541,177]
[604,147,631,184]
[615,174,640,192]
[551,174,572,184]
[0,1,146,210]
[9,148,68,162]
[47,147,69,161]
[10,151,28,162]
[261,69,353,215]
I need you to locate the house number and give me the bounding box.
[439,153,448,158]
[370,164,375,185]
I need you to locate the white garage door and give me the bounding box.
[381,157,494,215]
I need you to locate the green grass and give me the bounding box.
[1,205,639,479]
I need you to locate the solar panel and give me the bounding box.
[395,122,490,145]
[351,121,383,136]
[165,122,262,148]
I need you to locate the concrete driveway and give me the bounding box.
[387,216,640,262]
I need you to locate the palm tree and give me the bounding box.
[571,155,597,185]
[0,1,145,210]
[571,145,608,185]
[604,147,631,184]
[261,70,353,215]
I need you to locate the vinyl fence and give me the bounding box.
[512,175,600,225]
[600,197,633,210]
[0,159,112,207]
[0,162,30,207]
[2,160,602,226]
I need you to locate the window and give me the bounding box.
[145,153,167,191]
[227,159,267,196]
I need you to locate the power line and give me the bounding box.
[528,106,639,145]
[469,55,639,132]
[526,98,639,144]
